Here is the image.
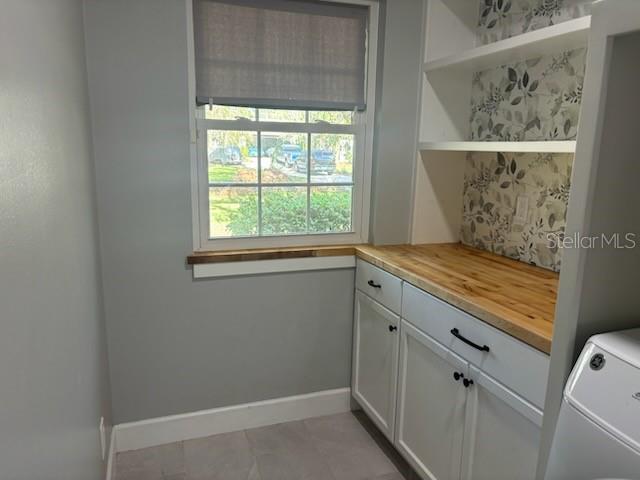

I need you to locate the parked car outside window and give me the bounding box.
[275,144,303,167]
[247,146,268,157]
[209,146,242,165]
[296,149,336,175]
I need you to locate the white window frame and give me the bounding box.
[186,0,379,252]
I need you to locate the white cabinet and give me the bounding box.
[396,321,544,480]
[352,260,548,480]
[396,320,469,480]
[352,290,400,441]
[461,366,543,480]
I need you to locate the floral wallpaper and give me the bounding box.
[458,1,584,270]
[470,47,586,141]
[460,151,573,272]
[477,0,592,45]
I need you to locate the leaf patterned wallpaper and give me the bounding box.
[477,0,592,45]
[449,2,587,270]
[470,47,586,141]
[460,151,573,272]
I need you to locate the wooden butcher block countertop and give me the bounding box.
[355,243,558,354]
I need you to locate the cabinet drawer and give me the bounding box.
[402,283,549,409]
[355,259,402,314]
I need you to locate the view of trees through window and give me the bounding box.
[204,105,356,238]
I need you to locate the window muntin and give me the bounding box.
[261,186,308,236]
[209,187,258,238]
[310,186,353,234]
[261,132,307,184]
[309,110,354,125]
[207,130,258,183]
[310,134,354,184]
[259,109,306,123]
[199,106,360,242]
[205,105,256,121]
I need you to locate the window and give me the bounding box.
[189,0,378,250]
[201,107,362,239]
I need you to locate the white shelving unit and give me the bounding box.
[424,16,591,73]
[419,141,576,153]
[411,0,591,246]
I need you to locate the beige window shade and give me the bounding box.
[193,0,368,110]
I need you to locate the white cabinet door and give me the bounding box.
[396,320,469,480]
[352,290,400,441]
[461,366,543,480]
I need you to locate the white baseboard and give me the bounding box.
[105,426,116,480]
[113,388,351,453]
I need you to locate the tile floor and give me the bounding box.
[114,411,420,480]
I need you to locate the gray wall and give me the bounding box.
[0,1,112,479]
[370,0,425,245]
[83,0,355,424]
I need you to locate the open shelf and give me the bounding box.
[418,141,576,153]
[424,16,591,74]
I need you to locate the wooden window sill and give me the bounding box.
[187,245,359,265]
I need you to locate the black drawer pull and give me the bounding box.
[453,371,464,381]
[388,325,398,332]
[463,378,474,388]
[367,280,382,289]
[450,328,490,353]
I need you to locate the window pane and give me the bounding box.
[208,130,257,184]
[258,109,305,123]
[309,111,353,125]
[310,134,354,183]
[261,132,308,184]
[209,187,258,238]
[204,104,256,121]
[262,187,307,235]
[310,186,353,234]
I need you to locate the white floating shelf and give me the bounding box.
[419,141,576,153]
[424,16,591,73]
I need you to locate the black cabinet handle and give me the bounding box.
[453,371,464,381]
[367,280,382,289]
[463,378,474,388]
[388,325,398,332]
[450,328,490,353]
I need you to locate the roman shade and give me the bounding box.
[193,0,369,110]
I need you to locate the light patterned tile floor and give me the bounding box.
[114,411,420,480]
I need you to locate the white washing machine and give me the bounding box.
[545,328,640,480]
